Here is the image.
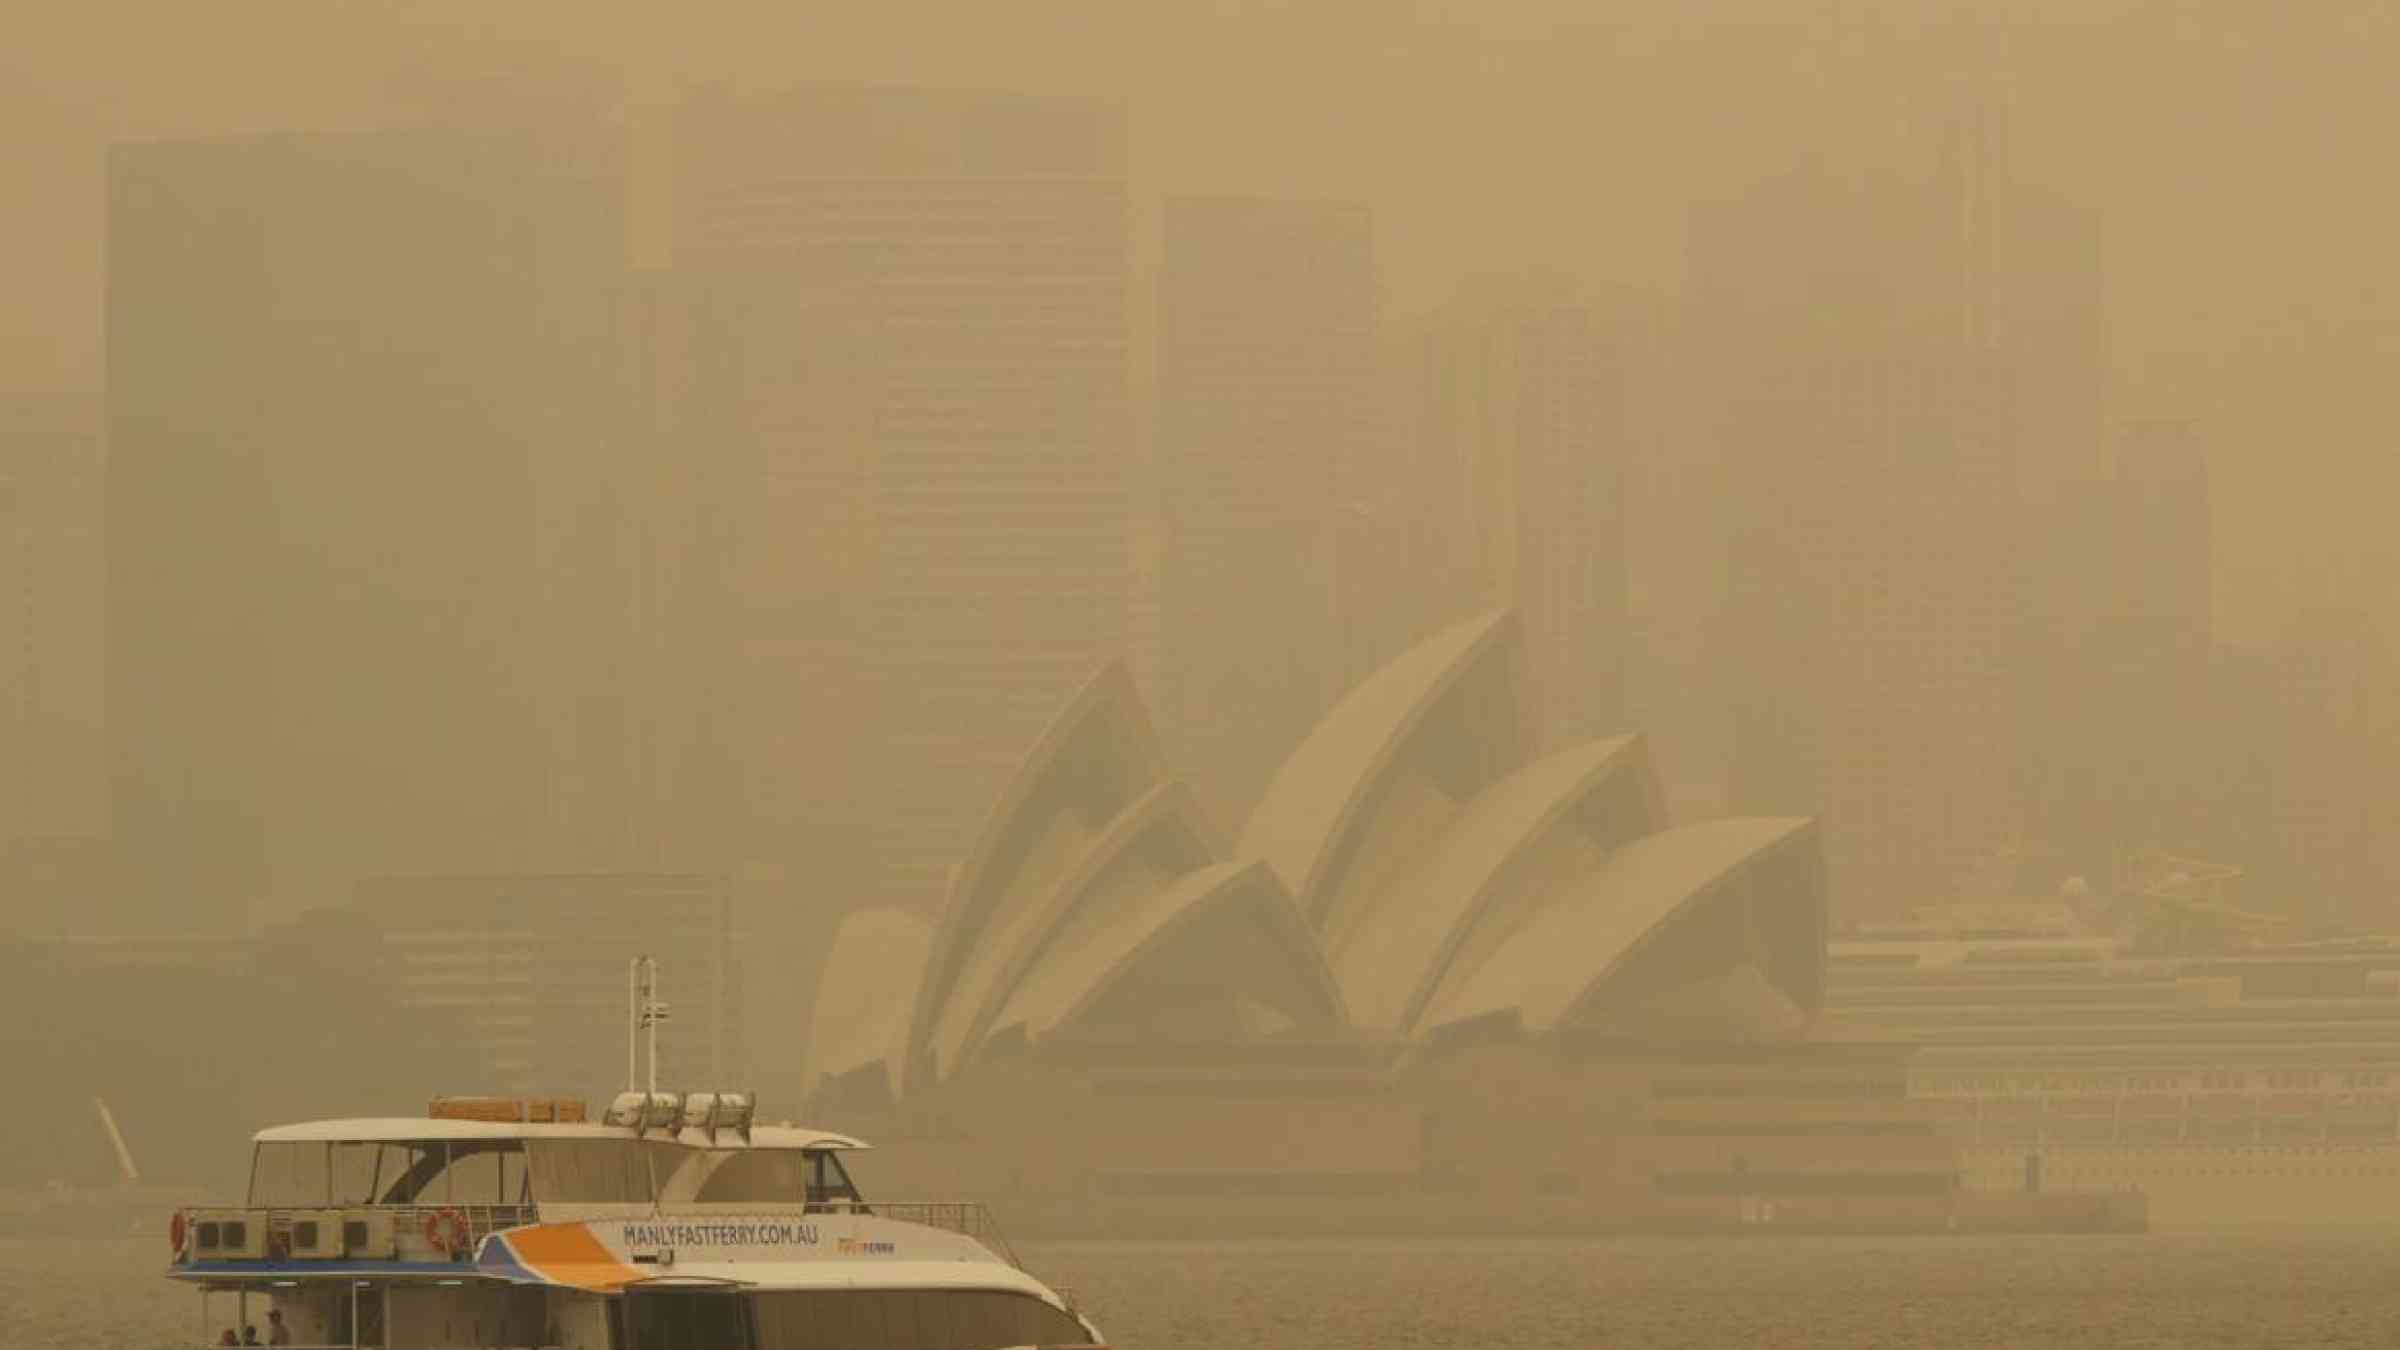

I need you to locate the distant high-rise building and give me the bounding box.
[106,127,636,931]
[1667,11,2111,918]
[1421,287,1632,750]
[2115,420,2214,644]
[1719,337,2023,918]
[1323,334,1471,699]
[1994,190,2108,502]
[1600,293,1734,817]
[0,391,103,846]
[2017,421,2216,880]
[354,872,741,1096]
[2262,610,2400,929]
[664,87,1134,905]
[1696,131,2028,918]
[1153,196,1376,821]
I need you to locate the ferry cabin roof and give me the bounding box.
[253,1119,868,1149]
[243,1119,869,1210]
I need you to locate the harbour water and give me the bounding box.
[18,1230,2400,1348]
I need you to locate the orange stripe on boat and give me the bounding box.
[507,1223,642,1291]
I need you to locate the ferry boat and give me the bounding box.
[166,963,1104,1349]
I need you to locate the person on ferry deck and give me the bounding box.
[217,1332,237,1346]
[266,1308,292,1345]
[241,1325,261,1344]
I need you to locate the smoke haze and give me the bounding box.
[10,3,2400,1308]
[8,2,2400,640]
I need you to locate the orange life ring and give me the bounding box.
[423,1208,471,1255]
[168,1210,187,1257]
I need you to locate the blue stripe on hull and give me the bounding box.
[170,1259,495,1281]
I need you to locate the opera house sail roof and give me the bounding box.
[806,610,1829,1108]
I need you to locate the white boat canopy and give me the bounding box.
[252,1118,870,1150]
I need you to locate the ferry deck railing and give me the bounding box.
[177,1202,540,1263]
[373,1202,540,1254]
[181,1198,1045,1289]
[804,1199,1024,1270]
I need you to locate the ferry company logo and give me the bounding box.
[620,1220,820,1249]
[836,1237,898,1256]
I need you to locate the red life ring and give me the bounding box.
[423,1208,471,1255]
[168,1210,187,1257]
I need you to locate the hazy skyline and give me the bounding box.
[7,1,2400,646]
[13,12,2400,1337]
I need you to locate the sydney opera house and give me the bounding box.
[800,613,2138,1235]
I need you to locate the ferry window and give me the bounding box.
[331,1142,381,1206]
[250,1142,327,1207]
[453,1142,499,1202]
[692,1149,807,1204]
[749,1290,1094,1350]
[500,1145,531,1204]
[811,1151,861,1205]
[528,1140,653,1204]
[374,1144,445,1204]
[644,1142,687,1201]
[439,1141,530,1204]
[626,1291,749,1350]
[693,1149,863,1206]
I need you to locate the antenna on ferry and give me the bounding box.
[629,954,671,1098]
[646,961,671,1096]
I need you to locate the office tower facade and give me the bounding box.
[1154,196,1376,821]
[1994,190,2108,502]
[2114,420,2214,646]
[355,872,741,1097]
[1318,334,1472,705]
[2016,418,2224,888]
[2021,419,2218,880]
[106,128,635,932]
[1697,126,2030,919]
[1604,293,1735,818]
[2262,610,2400,929]
[1420,287,1631,751]
[665,87,1134,906]
[0,391,104,848]
[1719,337,2023,919]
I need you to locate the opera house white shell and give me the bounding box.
[806,611,1826,1108]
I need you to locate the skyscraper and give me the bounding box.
[1697,139,2029,919]
[0,389,103,848]
[666,87,1134,905]
[2017,420,2219,883]
[1324,334,1472,705]
[1717,335,2022,918]
[1154,195,1377,821]
[1421,285,1632,751]
[106,127,635,931]
[2262,609,2400,929]
[355,872,741,1095]
[1995,190,2108,502]
[2116,420,2214,646]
